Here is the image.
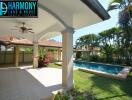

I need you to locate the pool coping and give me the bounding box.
[75,66,131,80]
[74,60,126,67]
[54,61,131,79]
[74,60,131,80]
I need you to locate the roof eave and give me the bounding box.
[81,0,110,21]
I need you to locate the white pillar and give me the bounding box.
[14,46,19,67]
[62,28,74,90]
[33,41,38,68]
[58,48,61,61]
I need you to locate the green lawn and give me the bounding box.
[49,63,132,100]
[74,71,132,100]
[49,63,62,68]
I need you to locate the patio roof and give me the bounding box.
[0,36,62,48]
[0,0,110,41]
[0,0,110,91]
[39,0,110,29]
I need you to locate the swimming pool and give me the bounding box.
[74,61,129,77]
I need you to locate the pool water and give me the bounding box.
[74,61,123,75]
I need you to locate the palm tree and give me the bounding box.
[108,0,132,27]
[75,34,99,60]
[76,34,98,52]
[108,0,132,65]
[98,28,121,63]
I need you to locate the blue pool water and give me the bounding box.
[74,61,124,75]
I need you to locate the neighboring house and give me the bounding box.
[0,36,62,66]
[74,47,100,58]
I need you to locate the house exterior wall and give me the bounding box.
[0,51,14,64]
[0,51,61,66]
[24,53,33,63]
[6,52,14,64]
[47,51,62,62]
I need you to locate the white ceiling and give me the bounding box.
[0,8,64,41]
[39,0,103,29]
[0,0,108,41]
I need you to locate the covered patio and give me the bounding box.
[0,0,109,99]
[0,67,62,100]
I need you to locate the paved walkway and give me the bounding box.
[0,68,62,100]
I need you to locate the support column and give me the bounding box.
[33,42,39,68]
[62,28,74,90]
[15,46,19,67]
[58,48,61,61]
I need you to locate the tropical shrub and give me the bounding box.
[76,51,82,60]
[75,27,132,66]
[38,55,51,68]
[54,88,96,100]
[89,55,99,62]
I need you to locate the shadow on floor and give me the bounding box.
[0,69,62,100]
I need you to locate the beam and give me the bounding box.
[0,33,34,41]
[81,0,110,20]
[38,3,68,28]
[37,23,63,41]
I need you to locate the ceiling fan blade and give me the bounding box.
[28,31,34,33]
[27,28,32,30]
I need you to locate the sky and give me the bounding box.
[52,0,119,45]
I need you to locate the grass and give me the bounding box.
[74,71,132,100]
[49,63,132,100]
[48,63,62,68]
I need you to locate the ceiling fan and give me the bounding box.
[11,22,34,34]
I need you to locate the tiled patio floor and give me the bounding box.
[0,67,62,100]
